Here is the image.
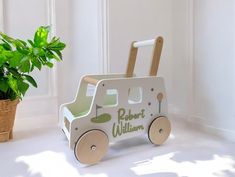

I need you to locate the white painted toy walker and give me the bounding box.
[59,36,171,165]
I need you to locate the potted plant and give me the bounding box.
[0,26,66,142]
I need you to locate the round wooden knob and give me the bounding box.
[157,93,164,101]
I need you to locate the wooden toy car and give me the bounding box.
[59,36,171,165]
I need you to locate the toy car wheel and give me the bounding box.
[148,116,171,145]
[74,129,109,165]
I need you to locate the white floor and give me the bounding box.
[0,116,235,177]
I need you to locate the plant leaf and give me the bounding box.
[33,47,44,56]
[0,27,65,100]
[8,68,21,78]
[17,80,29,96]
[34,26,49,47]
[17,47,29,55]
[48,42,66,51]
[20,55,30,63]
[54,50,62,59]
[31,57,42,70]
[0,32,14,43]
[0,78,9,93]
[27,39,34,47]
[48,37,60,47]
[14,39,26,48]
[7,75,19,96]
[0,54,7,67]
[9,52,22,67]
[45,62,53,68]
[18,39,27,46]
[1,40,12,50]
[20,60,30,73]
[23,74,37,87]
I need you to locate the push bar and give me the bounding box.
[133,39,156,48]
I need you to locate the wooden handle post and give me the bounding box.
[126,42,138,77]
[125,36,164,78]
[149,36,163,76]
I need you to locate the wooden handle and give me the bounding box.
[126,41,138,77]
[133,39,156,48]
[84,76,99,85]
[150,36,163,76]
[125,36,164,77]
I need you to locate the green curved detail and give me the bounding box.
[91,113,112,123]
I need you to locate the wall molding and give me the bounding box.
[47,0,58,97]
[187,0,195,121]
[0,0,3,31]
[98,0,110,74]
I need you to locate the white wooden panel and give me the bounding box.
[3,0,50,97]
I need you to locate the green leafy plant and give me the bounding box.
[0,26,66,100]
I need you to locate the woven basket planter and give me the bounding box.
[0,99,19,142]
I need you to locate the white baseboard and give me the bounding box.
[16,96,58,119]
[189,115,235,142]
[168,107,235,142]
[168,104,190,121]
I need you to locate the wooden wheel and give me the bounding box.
[74,129,109,165]
[148,116,171,145]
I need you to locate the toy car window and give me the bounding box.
[103,89,118,107]
[128,87,142,104]
[86,84,95,97]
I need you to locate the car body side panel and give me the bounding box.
[66,76,167,149]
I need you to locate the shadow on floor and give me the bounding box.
[77,122,235,177]
[0,120,235,177]
[0,127,74,177]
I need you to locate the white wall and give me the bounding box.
[108,0,191,114]
[1,0,191,121]
[56,0,103,104]
[108,0,173,108]
[1,0,103,119]
[2,0,58,118]
[192,0,235,139]
[171,0,193,115]
[3,0,235,141]
[56,0,191,117]
[55,0,72,105]
[107,0,235,141]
